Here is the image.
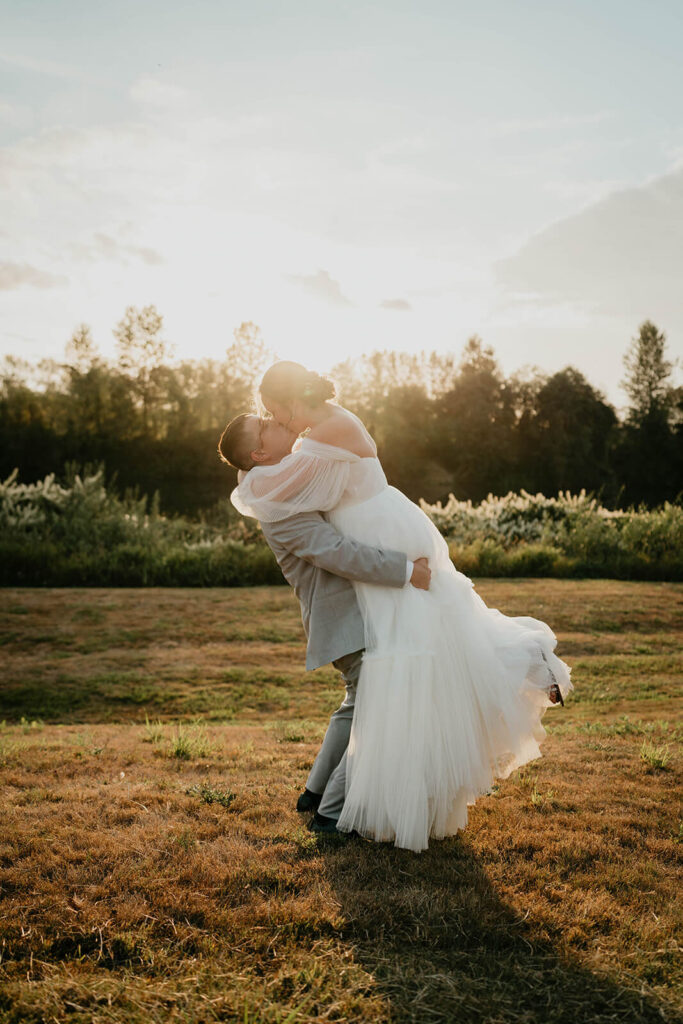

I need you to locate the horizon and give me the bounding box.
[2,311,671,422]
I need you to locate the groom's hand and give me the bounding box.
[410,557,431,590]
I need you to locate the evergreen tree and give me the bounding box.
[434,336,517,500]
[615,321,679,506]
[620,320,675,423]
[514,367,618,501]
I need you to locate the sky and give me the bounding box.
[1,0,682,411]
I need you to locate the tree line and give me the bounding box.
[1,308,681,516]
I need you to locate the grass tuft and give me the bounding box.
[142,713,165,744]
[530,784,557,810]
[640,739,672,770]
[186,781,236,808]
[168,721,215,760]
[19,715,44,733]
[265,719,327,744]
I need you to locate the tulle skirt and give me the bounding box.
[327,486,574,853]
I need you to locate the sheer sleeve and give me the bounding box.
[230,444,357,522]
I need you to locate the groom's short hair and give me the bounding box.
[218,414,257,471]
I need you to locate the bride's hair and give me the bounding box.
[260,361,335,407]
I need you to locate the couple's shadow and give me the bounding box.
[312,832,671,1024]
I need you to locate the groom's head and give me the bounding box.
[218,413,297,471]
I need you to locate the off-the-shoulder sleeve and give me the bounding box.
[230,446,355,522]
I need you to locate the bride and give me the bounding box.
[231,361,573,852]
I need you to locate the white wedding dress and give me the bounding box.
[232,424,573,852]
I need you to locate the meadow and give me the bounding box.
[0,580,681,1023]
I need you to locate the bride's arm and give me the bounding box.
[249,452,319,501]
[232,448,353,522]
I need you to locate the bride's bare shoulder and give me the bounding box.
[308,407,376,457]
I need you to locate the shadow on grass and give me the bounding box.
[0,673,300,724]
[316,834,673,1024]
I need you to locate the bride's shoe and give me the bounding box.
[541,649,565,706]
[547,681,564,706]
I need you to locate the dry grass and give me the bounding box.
[0,581,681,1023]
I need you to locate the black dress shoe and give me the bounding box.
[296,788,322,813]
[308,811,342,834]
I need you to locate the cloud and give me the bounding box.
[380,298,412,311]
[484,110,614,139]
[134,245,164,266]
[284,269,352,307]
[128,77,191,110]
[0,262,68,291]
[493,166,683,322]
[0,99,29,128]
[0,51,97,83]
[67,232,164,266]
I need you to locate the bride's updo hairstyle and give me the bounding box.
[260,361,335,408]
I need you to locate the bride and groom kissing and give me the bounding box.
[219,361,572,853]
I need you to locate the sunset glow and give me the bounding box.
[1,0,682,406]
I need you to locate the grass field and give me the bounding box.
[0,581,681,1023]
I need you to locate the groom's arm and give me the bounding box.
[261,512,409,588]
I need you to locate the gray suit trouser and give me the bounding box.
[306,649,363,819]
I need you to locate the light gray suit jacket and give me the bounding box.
[260,513,408,670]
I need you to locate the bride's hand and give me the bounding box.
[410,557,431,591]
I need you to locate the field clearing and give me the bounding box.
[0,580,681,1023]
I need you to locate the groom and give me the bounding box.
[218,413,431,833]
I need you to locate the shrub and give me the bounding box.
[2,469,681,584]
[0,467,282,587]
[428,489,682,580]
